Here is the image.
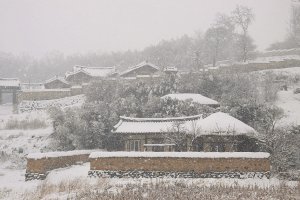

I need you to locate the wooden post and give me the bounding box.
[12,89,17,104]
[0,89,2,105]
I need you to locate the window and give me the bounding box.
[129,140,140,151]
[211,143,225,152]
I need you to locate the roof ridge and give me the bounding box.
[120,114,203,122]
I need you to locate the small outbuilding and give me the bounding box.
[44,76,70,89]
[161,93,220,107]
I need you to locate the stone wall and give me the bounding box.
[19,89,72,101]
[26,153,90,181]
[89,154,270,179]
[219,60,300,74]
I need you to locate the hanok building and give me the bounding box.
[20,83,44,90]
[65,66,117,85]
[0,78,21,105]
[161,93,220,108]
[112,114,203,152]
[112,112,263,152]
[192,112,262,152]
[120,61,160,80]
[44,76,70,89]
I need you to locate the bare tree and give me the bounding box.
[204,14,235,67]
[232,5,254,62]
[290,1,300,46]
[165,121,188,151]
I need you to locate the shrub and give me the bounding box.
[294,88,300,94]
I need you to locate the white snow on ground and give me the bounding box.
[0,109,50,129]
[258,66,300,76]
[247,55,300,64]
[0,104,13,116]
[0,163,298,200]
[276,90,300,126]
[0,127,53,155]
[18,94,86,113]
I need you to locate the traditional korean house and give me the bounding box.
[112,112,263,152]
[112,114,203,152]
[192,112,262,152]
[0,78,20,104]
[161,93,220,108]
[44,76,70,89]
[65,66,116,85]
[120,61,160,79]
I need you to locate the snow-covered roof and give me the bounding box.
[161,93,219,105]
[0,78,20,88]
[197,112,258,137]
[113,114,203,134]
[45,76,69,85]
[27,149,98,160]
[120,61,159,76]
[66,66,116,78]
[89,151,270,159]
[164,66,178,72]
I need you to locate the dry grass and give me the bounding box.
[4,118,47,130]
[22,178,300,200]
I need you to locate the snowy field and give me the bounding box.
[276,90,300,126]
[0,104,14,116]
[259,66,300,76]
[0,163,299,200]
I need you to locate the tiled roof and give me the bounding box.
[161,93,219,105]
[45,76,69,85]
[0,78,20,88]
[66,66,116,78]
[113,112,259,138]
[120,61,159,77]
[113,114,203,134]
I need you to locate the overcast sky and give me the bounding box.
[0,0,292,57]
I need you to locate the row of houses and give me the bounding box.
[43,61,175,89]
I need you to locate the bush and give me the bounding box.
[293,88,300,94]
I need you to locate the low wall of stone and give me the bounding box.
[19,89,71,101]
[89,152,271,179]
[219,60,300,74]
[25,150,94,181]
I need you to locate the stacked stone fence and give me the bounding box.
[89,152,271,179]
[218,60,300,74]
[25,150,95,181]
[18,86,83,102]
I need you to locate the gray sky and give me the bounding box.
[0,0,292,57]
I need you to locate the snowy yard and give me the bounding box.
[276,89,300,126]
[0,163,299,200]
